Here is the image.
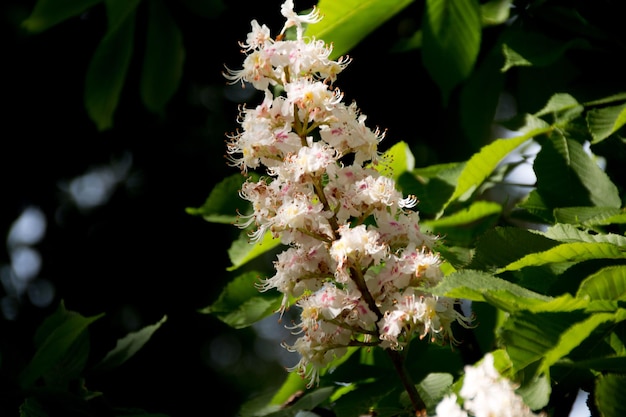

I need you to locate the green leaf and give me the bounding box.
[480,0,512,26]
[534,93,584,125]
[19,302,104,389]
[429,269,551,305]
[500,30,590,72]
[140,0,185,115]
[93,315,167,371]
[498,242,626,273]
[587,102,626,144]
[416,373,453,414]
[305,0,414,60]
[595,374,626,417]
[84,0,141,131]
[22,0,105,33]
[441,128,546,214]
[227,230,282,271]
[186,173,249,224]
[371,141,415,181]
[553,206,626,227]
[578,266,626,301]
[541,223,626,247]
[422,0,482,103]
[534,135,621,209]
[397,162,465,216]
[199,271,281,328]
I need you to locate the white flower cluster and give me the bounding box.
[225,0,472,386]
[434,353,546,417]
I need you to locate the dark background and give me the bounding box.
[0,1,430,416]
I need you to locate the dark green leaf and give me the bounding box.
[227,230,282,271]
[595,374,626,417]
[186,173,249,224]
[422,0,482,103]
[93,315,167,371]
[416,373,453,414]
[22,0,105,33]
[199,270,281,328]
[553,206,626,227]
[84,0,141,131]
[140,0,185,115]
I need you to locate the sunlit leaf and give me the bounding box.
[22,0,104,33]
[422,201,501,246]
[227,230,282,271]
[553,206,626,227]
[371,141,415,181]
[540,223,626,247]
[305,0,414,60]
[534,93,584,125]
[422,0,482,103]
[140,0,185,115]
[199,270,280,328]
[480,0,512,26]
[84,0,141,131]
[595,374,626,417]
[587,102,626,144]
[93,315,168,371]
[441,127,547,214]
[578,266,626,301]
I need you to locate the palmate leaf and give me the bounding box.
[422,0,482,103]
[305,0,414,60]
[498,242,626,273]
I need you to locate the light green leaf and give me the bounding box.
[596,374,626,417]
[578,266,626,301]
[22,0,105,33]
[199,271,280,329]
[371,141,415,181]
[553,206,626,227]
[140,0,185,115]
[441,128,546,214]
[498,242,626,273]
[587,102,626,144]
[94,315,167,371]
[85,0,141,131]
[534,93,584,125]
[423,200,501,228]
[422,0,482,103]
[305,0,414,60]
[227,230,282,271]
[416,373,454,414]
[540,223,626,247]
[480,0,512,26]
[429,269,551,304]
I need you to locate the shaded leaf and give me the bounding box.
[140,0,185,115]
[595,374,626,417]
[94,315,168,371]
[186,173,249,224]
[422,0,482,103]
[22,0,105,33]
[199,270,280,328]
[84,0,141,131]
[553,206,626,227]
[587,102,626,144]
[416,373,453,414]
[305,0,414,60]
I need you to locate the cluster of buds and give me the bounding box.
[225,0,472,386]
